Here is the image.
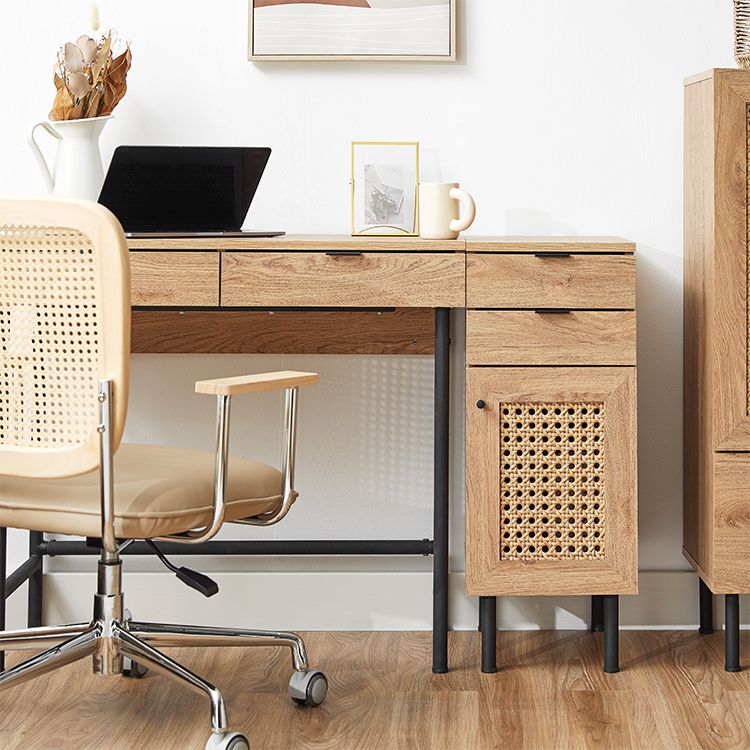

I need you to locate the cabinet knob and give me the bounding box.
[476,400,486,410]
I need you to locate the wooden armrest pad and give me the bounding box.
[195,370,319,396]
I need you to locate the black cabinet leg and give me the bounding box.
[603,594,619,674]
[725,594,741,673]
[479,596,497,674]
[0,527,6,671]
[27,531,43,628]
[699,578,714,635]
[432,308,450,674]
[591,595,604,632]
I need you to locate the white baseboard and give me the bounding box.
[3,569,742,632]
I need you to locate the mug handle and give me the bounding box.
[449,188,476,233]
[28,121,61,193]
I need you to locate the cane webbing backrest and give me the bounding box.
[0,198,130,478]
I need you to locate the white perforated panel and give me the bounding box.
[0,226,101,449]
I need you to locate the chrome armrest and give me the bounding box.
[155,371,317,545]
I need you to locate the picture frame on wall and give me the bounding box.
[248,0,456,62]
[351,141,420,237]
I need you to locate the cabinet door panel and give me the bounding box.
[711,74,750,449]
[465,367,637,597]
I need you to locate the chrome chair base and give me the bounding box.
[0,554,327,748]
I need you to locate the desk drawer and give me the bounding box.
[466,310,636,366]
[467,253,635,309]
[221,252,465,308]
[129,252,219,307]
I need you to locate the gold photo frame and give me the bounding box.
[351,142,420,237]
[248,0,456,62]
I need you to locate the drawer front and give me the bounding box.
[467,253,635,309]
[129,252,219,307]
[221,252,465,308]
[466,310,636,366]
[465,366,637,597]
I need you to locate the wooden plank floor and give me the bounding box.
[0,630,748,749]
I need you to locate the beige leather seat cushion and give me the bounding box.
[0,444,284,539]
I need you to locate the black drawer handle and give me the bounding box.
[476,400,486,410]
[535,309,571,315]
[326,251,363,257]
[534,252,572,258]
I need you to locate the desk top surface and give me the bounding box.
[127,234,635,253]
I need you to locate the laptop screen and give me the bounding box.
[98,146,271,232]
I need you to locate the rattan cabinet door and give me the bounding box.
[465,367,637,597]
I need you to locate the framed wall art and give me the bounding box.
[248,0,456,62]
[351,141,419,236]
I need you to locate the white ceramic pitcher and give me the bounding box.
[28,115,110,200]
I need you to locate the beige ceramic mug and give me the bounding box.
[419,182,477,240]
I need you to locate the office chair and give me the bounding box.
[0,197,326,750]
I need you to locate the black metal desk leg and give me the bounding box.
[699,578,714,635]
[27,531,43,628]
[0,527,6,670]
[432,308,450,674]
[479,597,497,673]
[591,594,604,632]
[725,594,741,672]
[603,594,619,673]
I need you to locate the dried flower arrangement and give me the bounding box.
[50,31,131,121]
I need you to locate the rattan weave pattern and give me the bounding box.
[0,226,101,449]
[499,402,606,562]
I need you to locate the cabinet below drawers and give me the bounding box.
[221,252,465,308]
[129,252,219,307]
[466,310,636,366]
[465,366,638,597]
[467,253,635,309]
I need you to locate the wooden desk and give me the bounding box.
[49,233,635,674]
[126,234,461,674]
[128,235,464,357]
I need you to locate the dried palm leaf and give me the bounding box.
[50,29,131,121]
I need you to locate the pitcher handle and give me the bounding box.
[448,188,477,234]
[28,121,61,193]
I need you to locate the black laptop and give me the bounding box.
[98,146,284,238]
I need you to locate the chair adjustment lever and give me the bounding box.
[144,540,219,598]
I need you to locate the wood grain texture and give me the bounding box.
[221,252,466,308]
[127,234,465,252]
[683,71,716,581]
[130,309,436,355]
[2,631,750,749]
[708,70,750,451]
[466,311,636,366]
[465,367,637,597]
[466,253,636,309]
[129,252,219,307]
[466,236,636,254]
[195,370,318,396]
[711,452,750,592]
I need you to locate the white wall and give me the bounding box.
[0,1,735,629]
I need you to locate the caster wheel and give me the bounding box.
[288,669,328,707]
[205,730,250,750]
[122,656,149,678]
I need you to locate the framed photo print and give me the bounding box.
[248,1,456,62]
[351,142,420,236]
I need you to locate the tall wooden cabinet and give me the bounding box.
[684,69,750,671]
[465,237,638,673]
